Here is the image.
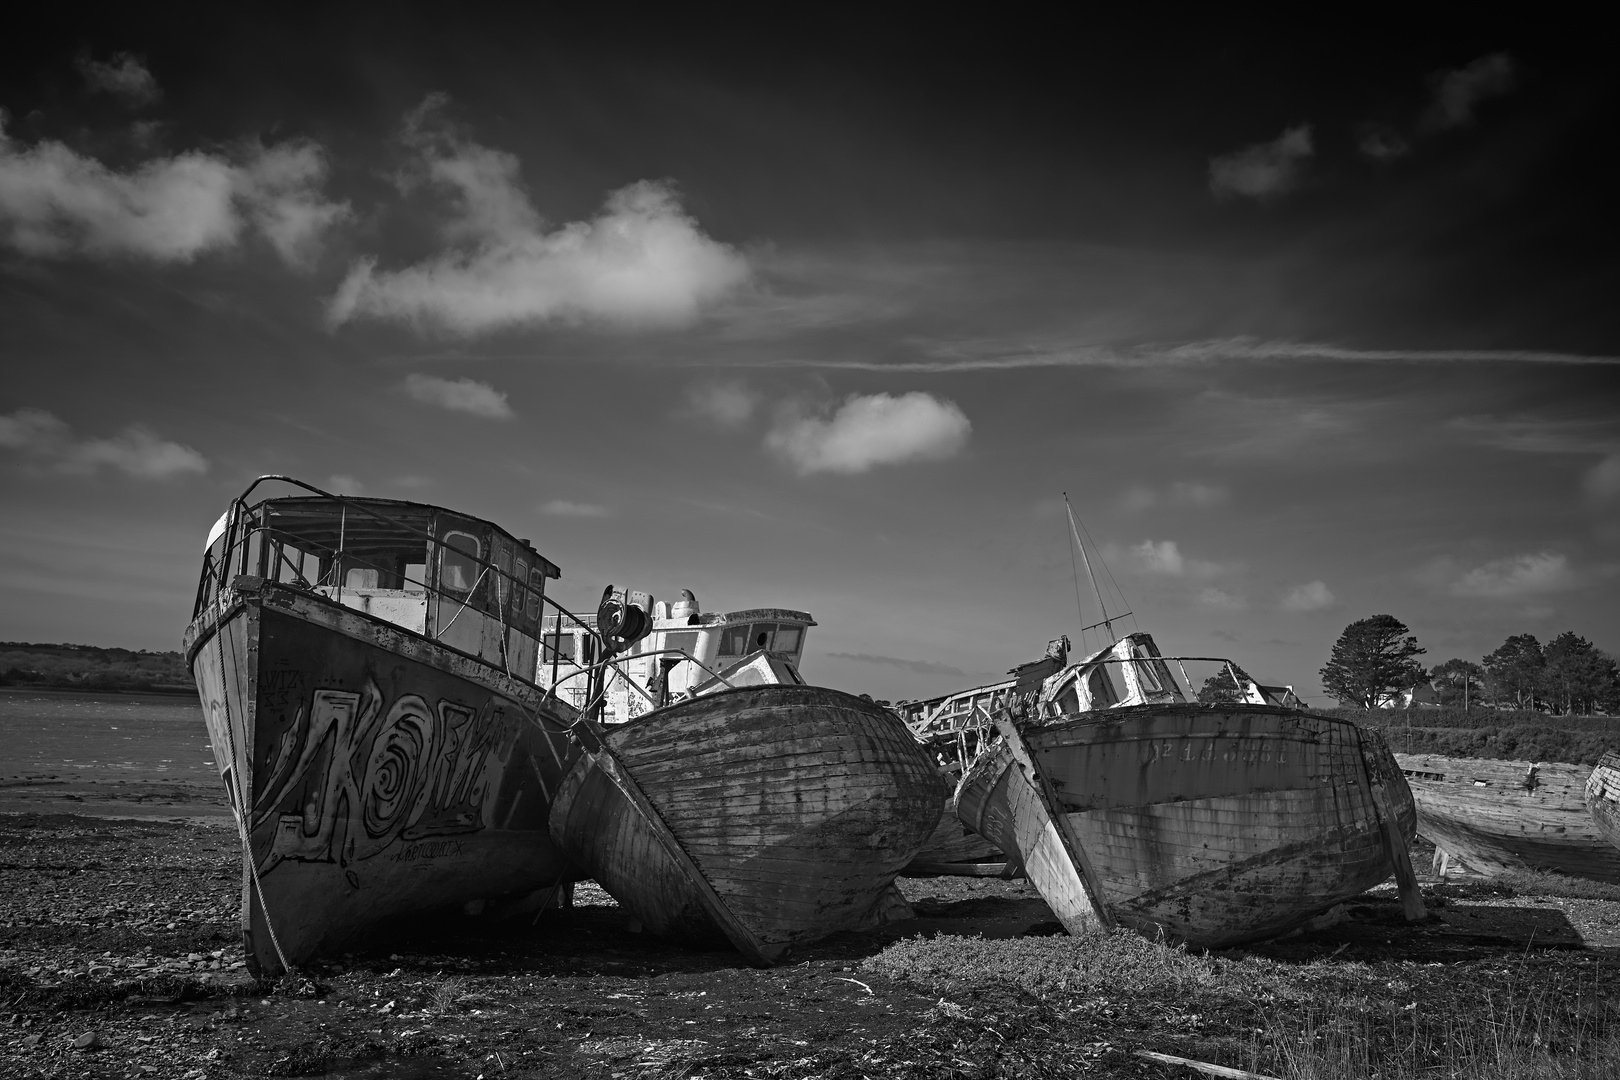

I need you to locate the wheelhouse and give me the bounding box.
[536,596,815,722]
[194,483,562,677]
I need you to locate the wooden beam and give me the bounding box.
[991,713,1114,932]
[1134,1049,1282,1080]
[574,720,782,965]
[1358,736,1427,922]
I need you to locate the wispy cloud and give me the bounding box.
[1198,587,1247,610]
[1357,124,1410,161]
[1280,580,1336,612]
[540,499,610,517]
[1585,455,1620,504]
[680,380,760,428]
[0,407,206,479]
[765,391,970,475]
[1422,53,1516,133]
[1106,539,1223,581]
[328,95,751,336]
[402,374,514,419]
[1427,552,1578,599]
[0,120,347,267]
[1447,414,1618,456]
[1209,125,1313,202]
[74,52,161,107]
[827,652,969,677]
[1123,481,1228,513]
[750,337,1620,373]
[327,474,364,495]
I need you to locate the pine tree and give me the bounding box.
[1319,615,1427,709]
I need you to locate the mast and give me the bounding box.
[1064,493,1114,640]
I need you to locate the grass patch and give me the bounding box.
[861,931,1620,1079]
[1490,869,1620,903]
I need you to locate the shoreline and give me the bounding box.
[0,684,200,703]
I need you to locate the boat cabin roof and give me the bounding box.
[248,495,560,580]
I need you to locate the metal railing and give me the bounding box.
[192,475,600,687]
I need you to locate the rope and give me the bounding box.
[214,604,294,975]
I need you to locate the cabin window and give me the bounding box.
[773,626,802,654]
[750,623,779,651]
[513,557,529,620]
[541,631,574,664]
[663,631,700,660]
[528,568,544,618]
[1054,685,1079,715]
[1086,666,1119,708]
[403,562,427,592]
[345,567,379,590]
[493,540,514,616]
[1132,651,1163,693]
[719,625,750,656]
[440,531,480,594]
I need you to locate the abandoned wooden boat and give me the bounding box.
[184,477,587,974]
[959,703,1423,947]
[1398,753,1620,883]
[950,633,1425,947]
[1589,752,1620,855]
[536,596,815,723]
[549,684,947,963]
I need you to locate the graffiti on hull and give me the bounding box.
[251,675,515,885]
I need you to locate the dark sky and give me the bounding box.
[2,11,1616,700]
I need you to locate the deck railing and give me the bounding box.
[192,475,600,686]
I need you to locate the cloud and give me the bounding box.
[827,652,969,677]
[541,499,610,517]
[1422,53,1515,132]
[402,374,514,419]
[762,336,1620,374]
[765,391,970,475]
[75,52,161,107]
[1451,552,1575,598]
[1583,455,1620,503]
[1198,587,1247,610]
[1111,539,1224,581]
[328,96,751,335]
[327,474,364,494]
[1208,125,1313,202]
[0,407,206,479]
[1358,124,1410,161]
[681,381,760,427]
[1123,481,1228,512]
[0,119,348,267]
[1280,580,1336,612]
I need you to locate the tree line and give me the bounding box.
[1316,615,1620,715]
[0,642,195,695]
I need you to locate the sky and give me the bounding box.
[2,12,1617,703]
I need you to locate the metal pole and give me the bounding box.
[1065,494,1112,640]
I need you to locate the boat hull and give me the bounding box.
[958,705,1417,947]
[902,790,1006,876]
[186,579,580,973]
[1589,753,1620,856]
[549,685,946,962]
[1400,753,1620,883]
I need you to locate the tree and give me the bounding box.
[1482,634,1544,709]
[1431,658,1485,709]
[1197,663,1255,704]
[1319,615,1427,709]
[1541,632,1619,715]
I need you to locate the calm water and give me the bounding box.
[0,688,215,782]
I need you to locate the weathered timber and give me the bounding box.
[184,484,581,975]
[900,788,1005,877]
[957,704,1420,948]
[1358,730,1426,920]
[1589,752,1620,856]
[1134,1050,1282,1080]
[1398,753,1620,883]
[549,684,947,961]
[988,713,1112,933]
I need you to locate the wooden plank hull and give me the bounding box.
[957,705,1417,947]
[1588,753,1620,855]
[1399,753,1620,882]
[902,789,1004,876]
[549,685,947,961]
[185,579,580,974]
